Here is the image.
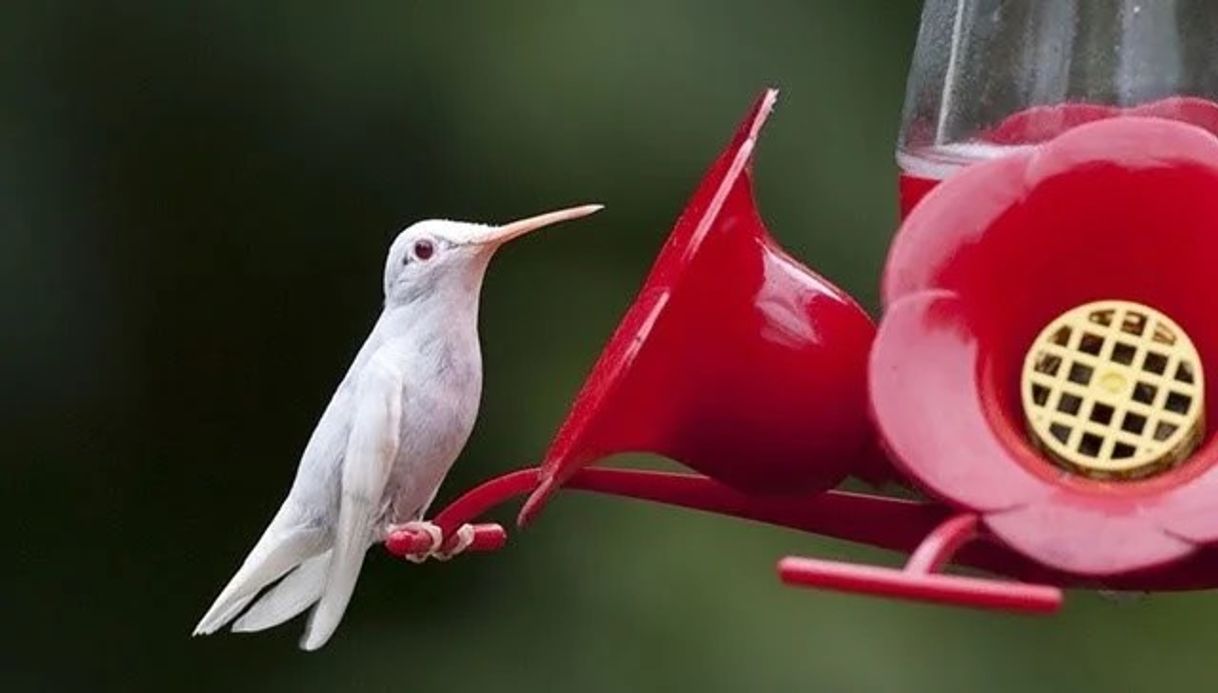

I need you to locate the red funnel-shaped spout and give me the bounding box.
[519,90,877,525]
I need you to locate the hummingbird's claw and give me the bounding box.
[390,521,443,563]
[433,524,476,561]
[385,521,507,560]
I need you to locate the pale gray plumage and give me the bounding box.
[193,205,601,650]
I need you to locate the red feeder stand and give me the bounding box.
[385,87,1218,614]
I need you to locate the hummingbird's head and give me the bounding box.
[382,204,602,307]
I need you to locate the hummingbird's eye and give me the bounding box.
[412,239,435,262]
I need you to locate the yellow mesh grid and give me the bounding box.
[1021,300,1205,479]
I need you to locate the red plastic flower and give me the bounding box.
[872,116,1218,576]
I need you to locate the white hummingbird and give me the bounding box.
[193,204,602,650]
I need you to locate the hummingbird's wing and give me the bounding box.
[301,350,403,650]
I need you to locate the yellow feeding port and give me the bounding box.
[1022,300,1205,479]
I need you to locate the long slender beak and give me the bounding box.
[475,204,603,246]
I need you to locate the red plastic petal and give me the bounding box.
[869,291,1051,511]
[983,103,1118,145]
[1139,459,1218,544]
[1130,96,1218,134]
[983,96,1218,146]
[879,115,1218,575]
[985,497,1192,576]
[1024,115,1218,184]
[884,117,1218,323]
[881,153,1028,307]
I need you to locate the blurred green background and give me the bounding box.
[6,1,1218,691]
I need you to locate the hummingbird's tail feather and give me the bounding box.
[299,494,375,651]
[194,518,327,636]
[203,591,260,634]
[231,550,331,633]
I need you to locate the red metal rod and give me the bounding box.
[388,465,1031,572]
[777,556,1063,613]
[905,513,979,574]
[399,465,1005,564]
[416,465,953,549]
[384,469,538,559]
[385,465,1218,591]
[385,524,508,557]
[779,513,1062,613]
[431,468,541,533]
[564,468,950,552]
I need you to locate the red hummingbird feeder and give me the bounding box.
[389,0,1218,616]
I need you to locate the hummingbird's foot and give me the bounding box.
[433,523,476,561]
[390,521,444,563]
